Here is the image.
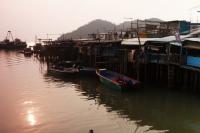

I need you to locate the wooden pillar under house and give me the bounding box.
[144,62,148,82]
[183,69,188,90]
[168,64,175,88]
[194,71,198,92]
[198,73,200,92]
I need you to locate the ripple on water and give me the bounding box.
[0,51,25,67]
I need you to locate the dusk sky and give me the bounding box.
[0,0,200,42]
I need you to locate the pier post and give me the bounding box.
[168,65,175,88]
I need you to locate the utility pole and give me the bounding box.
[136,19,141,48]
[136,19,141,80]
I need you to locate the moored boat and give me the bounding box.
[96,69,140,91]
[0,31,27,50]
[23,48,33,56]
[0,40,27,50]
[48,61,79,76]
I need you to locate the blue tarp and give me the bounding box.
[187,56,200,68]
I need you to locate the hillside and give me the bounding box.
[59,18,163,40]
[59,19,116,40]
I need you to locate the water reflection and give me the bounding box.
[44,72,200,133]
[44,73,168,132]
[1,50,200,133]
[27,110,37,126]
[23,101,34,105]
[23,101,38,126]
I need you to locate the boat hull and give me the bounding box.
[0,43,27,50]
[99,75,122,90]
[24,52,33,57]
[96,69,140,91]
[47,61,79,76]
[48,68,79,76]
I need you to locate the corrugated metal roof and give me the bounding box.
[188,27,200,37]
[183,38,200,49]
[184,45,200,50]
[121,36,185,46]
[149,35,188,42]
[121,28,200,46]
[184,38,200,42]
[121,38,159,45]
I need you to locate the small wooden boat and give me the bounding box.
[96,69,140,91]
[23,48,33,56]
[48,61,79,76]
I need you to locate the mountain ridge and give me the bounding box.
[59,18,163,40]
